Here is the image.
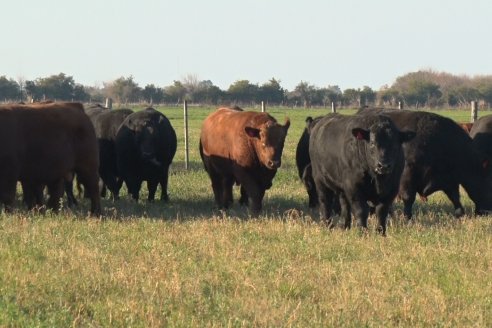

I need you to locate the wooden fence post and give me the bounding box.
[183,100,189,170]
[105,98,113,109]
[471,101,478,123]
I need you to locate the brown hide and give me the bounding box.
[200,107,290,214]
[0,102,101,215]
[201,107,290,168]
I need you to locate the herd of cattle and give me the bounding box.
[0,102,177,216]
[1,102,492,235]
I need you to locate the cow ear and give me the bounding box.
[245,126,260,139]
[399,130,416,143]
[352,128,369,141]
[284,118,291,131]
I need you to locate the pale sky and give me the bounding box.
[1,0,491,91]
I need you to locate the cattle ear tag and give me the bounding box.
[483,159,490,169]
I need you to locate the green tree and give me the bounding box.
[359,86,376,106]
[378,87,401,106]
[288,81,317,108]
[476,79,492,107]
[227,80,259,104]
[142,84,165,104]
[259,78,285,105]
[319,85,342,106]
[104,76,142,104]
[0,76,20,101]
[342,88,361,107]
[35,73,85,101]
[24,80,41,101]
[191,80,224,104]
[164,81,187,104]
[402,80,442,107]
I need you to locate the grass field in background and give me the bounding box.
[0,106,491,326]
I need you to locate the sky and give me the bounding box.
[2,0,492,91]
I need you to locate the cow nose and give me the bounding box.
[267,160,280,169]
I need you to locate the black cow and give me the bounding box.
[115,107,177,202]
[359,108,492,219]
[296,116,322,208]
[470,114,492,159]
[309,113,414,235]
[88,108,134,200]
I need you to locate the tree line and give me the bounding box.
[1,70,492,108]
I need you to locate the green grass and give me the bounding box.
[0,106,491,327]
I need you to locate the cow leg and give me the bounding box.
[350,197,370,231]
[302,164,318,208]
[315,182,335,227]
[125,176,142,202]
[239,185,248,206]
[222,176,234,208]
[399,178,417,220]
[339,194,351,229]
[65,178,78,207]
[104,171,122,201]
[442,186,464,217]
[250,188,265,216]
[374,203,390,236]
[241,179,264,216]
[47,179,65,212]
[21,181,38,210]
[114,178,124,201]
[209,173,225,209]
[77,169,102,216]
[0,170,17,213]
[0,183,16,213]
[399,169,417,220]
[100,183,107,198]
[159,167,170,202]
[147,179,158,202]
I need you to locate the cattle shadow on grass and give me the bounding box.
[34,183,481,229]
[89,191,310,222]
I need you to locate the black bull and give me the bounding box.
[309,113,414,235]
[300,109,492,220]
[115,107,177,202]
[86,107,134,200]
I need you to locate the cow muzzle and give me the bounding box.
[266,160,281,169]
[142,151,162,167]
[375,161,392,175]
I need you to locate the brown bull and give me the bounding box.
[199,107,290,215]
[0,102,101,215]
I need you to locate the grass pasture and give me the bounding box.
[0,106,491,327]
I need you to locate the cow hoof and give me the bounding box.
[454,208,465,217]
[322,219,334,229]
[376,226,387,236]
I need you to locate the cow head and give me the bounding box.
[245,118,290,169]
[136,120,162,167]
[352,121,415,175]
